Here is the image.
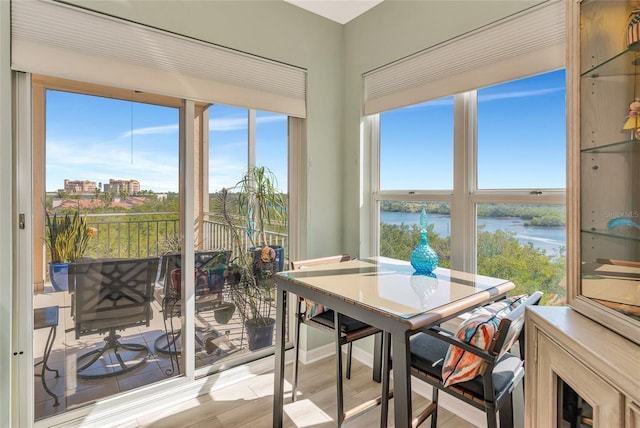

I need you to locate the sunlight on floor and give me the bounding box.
[284,399,333,426]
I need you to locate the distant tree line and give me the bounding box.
[380,201,566,227]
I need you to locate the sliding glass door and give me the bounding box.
[25,76,290,423]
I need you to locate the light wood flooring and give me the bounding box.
[123,356,476,428]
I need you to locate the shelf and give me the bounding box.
[581,47,640,78]
[581,138,640,153]
[581,229,640,242]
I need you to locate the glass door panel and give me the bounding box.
[34,86,180,421]
[195,105,288,372]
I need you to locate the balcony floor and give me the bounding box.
[33,284,260,421]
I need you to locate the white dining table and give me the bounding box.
[272,256,515,427]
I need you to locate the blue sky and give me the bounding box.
[380,68,566,190]
[46,93,288,193]
[46,68,565,194]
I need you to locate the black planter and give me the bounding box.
[214,302,236,324]
[245,317,275,351]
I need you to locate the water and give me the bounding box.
[381,211,566,255]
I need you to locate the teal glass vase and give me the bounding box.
[410,206,438,274]
[411,230,439,274]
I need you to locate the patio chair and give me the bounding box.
[154,249,233,374]
[70,256,159,379]
[406,291,543,428]
[290,255,384,410]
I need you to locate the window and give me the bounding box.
[380,97,454,190]
[375,70,566,304]
[477,70,566,189]
[379,200,451,268]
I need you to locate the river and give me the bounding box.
[381,211,566,255]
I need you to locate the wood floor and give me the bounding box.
[125,356,476,428]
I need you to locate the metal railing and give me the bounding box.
[80,212,287,262]
[202,218,288,261]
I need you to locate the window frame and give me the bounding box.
[371,72,566,274]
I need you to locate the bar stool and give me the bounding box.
[34,306,60,406]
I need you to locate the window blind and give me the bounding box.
[11,0,307,117]
[363,0,565,115]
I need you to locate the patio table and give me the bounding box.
[272,256,515,427]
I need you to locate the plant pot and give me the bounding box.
[49,262,69,291]
[170,268,182,294]
[206,268,226,293]
[245,317,275,351]
[170,268,208,295]
[250,245,285,273]
[214,302,236,324]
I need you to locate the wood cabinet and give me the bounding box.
[567,0,640,346]
[526,2,640,426]
[525,306,639,427]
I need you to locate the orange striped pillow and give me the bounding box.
[441,295,527,387]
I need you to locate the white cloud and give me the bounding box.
[118,124,178,139]
[210,113,286,131]
[478,87,564,103]
[402,87,564,110]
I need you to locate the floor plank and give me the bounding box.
[132,356,476,428]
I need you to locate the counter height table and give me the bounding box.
[272,256,515,427]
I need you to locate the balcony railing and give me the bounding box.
[78,212,287,262]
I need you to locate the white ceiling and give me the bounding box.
[284,0,384,24]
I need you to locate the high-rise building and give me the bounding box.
[63,179,96,194]
[103,179,140,194]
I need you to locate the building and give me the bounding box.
[3,1,633,428]
[103,179,140,195]
[63,179,96,194]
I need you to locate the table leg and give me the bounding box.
[373,331,382,383]
[380,331,391,428]
[391,331,411,427]
[335,311,344,427]
[272,287,286,428]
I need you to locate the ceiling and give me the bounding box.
[283,0,384,24]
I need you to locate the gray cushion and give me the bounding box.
[409,332,523,398]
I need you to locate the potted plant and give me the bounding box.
[215,166,287,350]
[45,210,97,291]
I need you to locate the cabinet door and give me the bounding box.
[535,333,623,427]
[628,401,640,428]
[568,0,640,347]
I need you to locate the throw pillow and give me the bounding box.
[441,294,528,387]
[305,300,326,318]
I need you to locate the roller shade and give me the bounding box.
[363,0,565,115]
[11,0,307,117]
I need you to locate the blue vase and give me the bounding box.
[410,206,438,274]
[411,231,439,274]
[49,262,69,291]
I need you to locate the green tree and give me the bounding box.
[477,229,565,303]
[380,223,565,305]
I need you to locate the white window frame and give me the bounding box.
[371,73,566,273]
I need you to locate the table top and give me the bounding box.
[276,256,515,328]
